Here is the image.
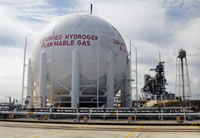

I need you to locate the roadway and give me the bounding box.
[0,121,199,138]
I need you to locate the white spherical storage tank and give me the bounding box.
[29,14,131,108]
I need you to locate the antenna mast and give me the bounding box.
[90,4,93,15]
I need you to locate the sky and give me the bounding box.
[0,0,199,102]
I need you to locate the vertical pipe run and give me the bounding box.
[178,59,181,100]
[129,40,132,106]
[96,28,100,107]
[175,58,178,97]
[181,58,185,101]
[125,57,131,107]
[71,48,80,107]
[39,51,47,107]
[185,58,192,100]
[135,47,138,106]
[106,51,114,107]
[27,58,33,107]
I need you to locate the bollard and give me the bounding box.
[176,117,183,123]
[8,113,13,119]
[83,116,88,123]
[128,116,132,123]
[43,115,48,120]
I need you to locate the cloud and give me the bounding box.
[162,0,200,21]
[0,0,83,22]
[0,0,84,47]
[0,6,44,47]
[0,47,23,98]
[90,0,172,44]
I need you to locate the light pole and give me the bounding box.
[21,34,32,105]
[134,46,138,105]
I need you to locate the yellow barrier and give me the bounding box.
[28,112,34,115]
[109,113,116,116]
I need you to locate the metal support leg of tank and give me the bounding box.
[106,51,114,107]
[39,51,47,108]
[71,48,80,108]
[27,58,34,107]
